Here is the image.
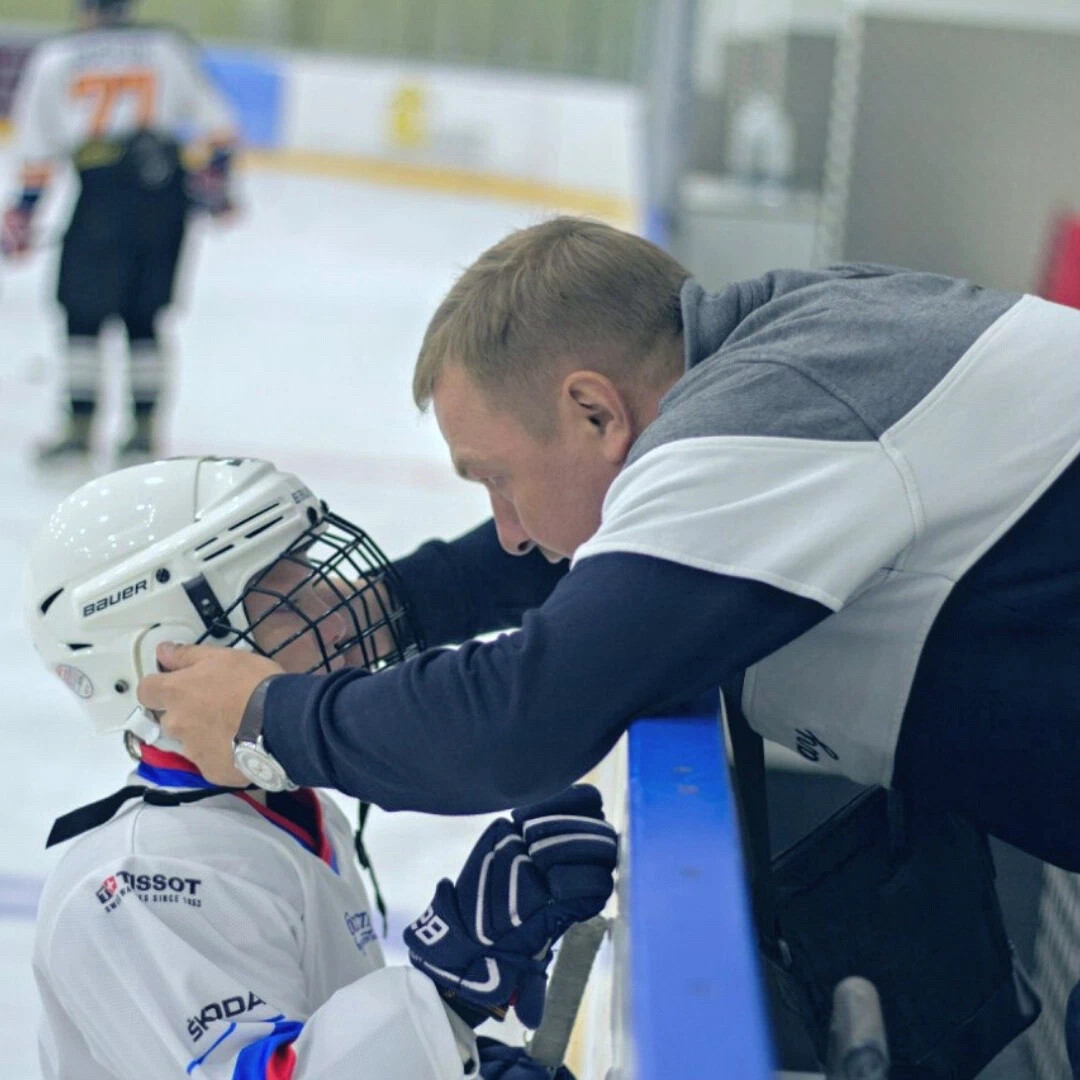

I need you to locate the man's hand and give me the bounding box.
[136,643,283,785]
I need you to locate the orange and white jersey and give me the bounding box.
[12,23,236,180]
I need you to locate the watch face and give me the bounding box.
[234,743,290,792]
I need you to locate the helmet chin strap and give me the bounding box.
[128,622,205,759]
[123,706,186,758]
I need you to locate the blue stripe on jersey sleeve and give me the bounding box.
[231,1020,303,1079]
[187,1022,237,1074]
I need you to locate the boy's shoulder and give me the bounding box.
[38,787,344,929]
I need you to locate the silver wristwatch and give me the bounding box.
[233,676,297,792]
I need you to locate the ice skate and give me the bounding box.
[35,414,92,467]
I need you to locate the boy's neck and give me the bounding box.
[135,742,267,804]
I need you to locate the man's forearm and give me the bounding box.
[262,553,829,813]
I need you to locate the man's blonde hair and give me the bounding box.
[413,216,690,433]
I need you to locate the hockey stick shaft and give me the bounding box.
[826,976,889,1080]
[527,915,610,1071]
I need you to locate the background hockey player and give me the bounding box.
[25,456,616,1079]
[1,0,238,464]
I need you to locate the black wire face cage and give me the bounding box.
[193,510,422,674]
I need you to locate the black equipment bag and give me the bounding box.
[724,702,1041,1078]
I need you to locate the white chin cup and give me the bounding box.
[124,706,162,744]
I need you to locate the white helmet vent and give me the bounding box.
[39,588,64,615]
[194,502,287,564]
[227,501,282,533]
[239,514,285,541]
[202,544,235,562]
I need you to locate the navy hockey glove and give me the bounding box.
[405,785,617,1029]
[511,785,617,932]
[476,1037,576,1080]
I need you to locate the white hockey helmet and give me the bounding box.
[23,456,420,737]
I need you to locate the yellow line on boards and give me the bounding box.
[241,147,636,224]
[0,121,635,223]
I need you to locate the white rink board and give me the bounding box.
[283,53,643,202]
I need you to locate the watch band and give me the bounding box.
[235,674,279,747]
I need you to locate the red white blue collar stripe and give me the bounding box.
[137,746,337,873]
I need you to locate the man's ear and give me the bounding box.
[561,371,634,464]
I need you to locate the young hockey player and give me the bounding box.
[24,456,616,1079]
[2,0,238,464]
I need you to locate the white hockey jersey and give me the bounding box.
[33,746,478,1080]
[12,23,235,180]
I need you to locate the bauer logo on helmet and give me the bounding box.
[82,578,148,618]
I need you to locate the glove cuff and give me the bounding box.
[436,984,508,1029]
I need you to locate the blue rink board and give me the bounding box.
[628,715,774,1078]
[203,47,284,148]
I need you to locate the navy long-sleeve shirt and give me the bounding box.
[264,520,826,813]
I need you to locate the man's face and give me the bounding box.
[432,363,623,560]
[243,556,356,673]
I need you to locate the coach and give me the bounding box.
[139,216,1080,871]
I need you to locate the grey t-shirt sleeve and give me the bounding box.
[577,363,916,611]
